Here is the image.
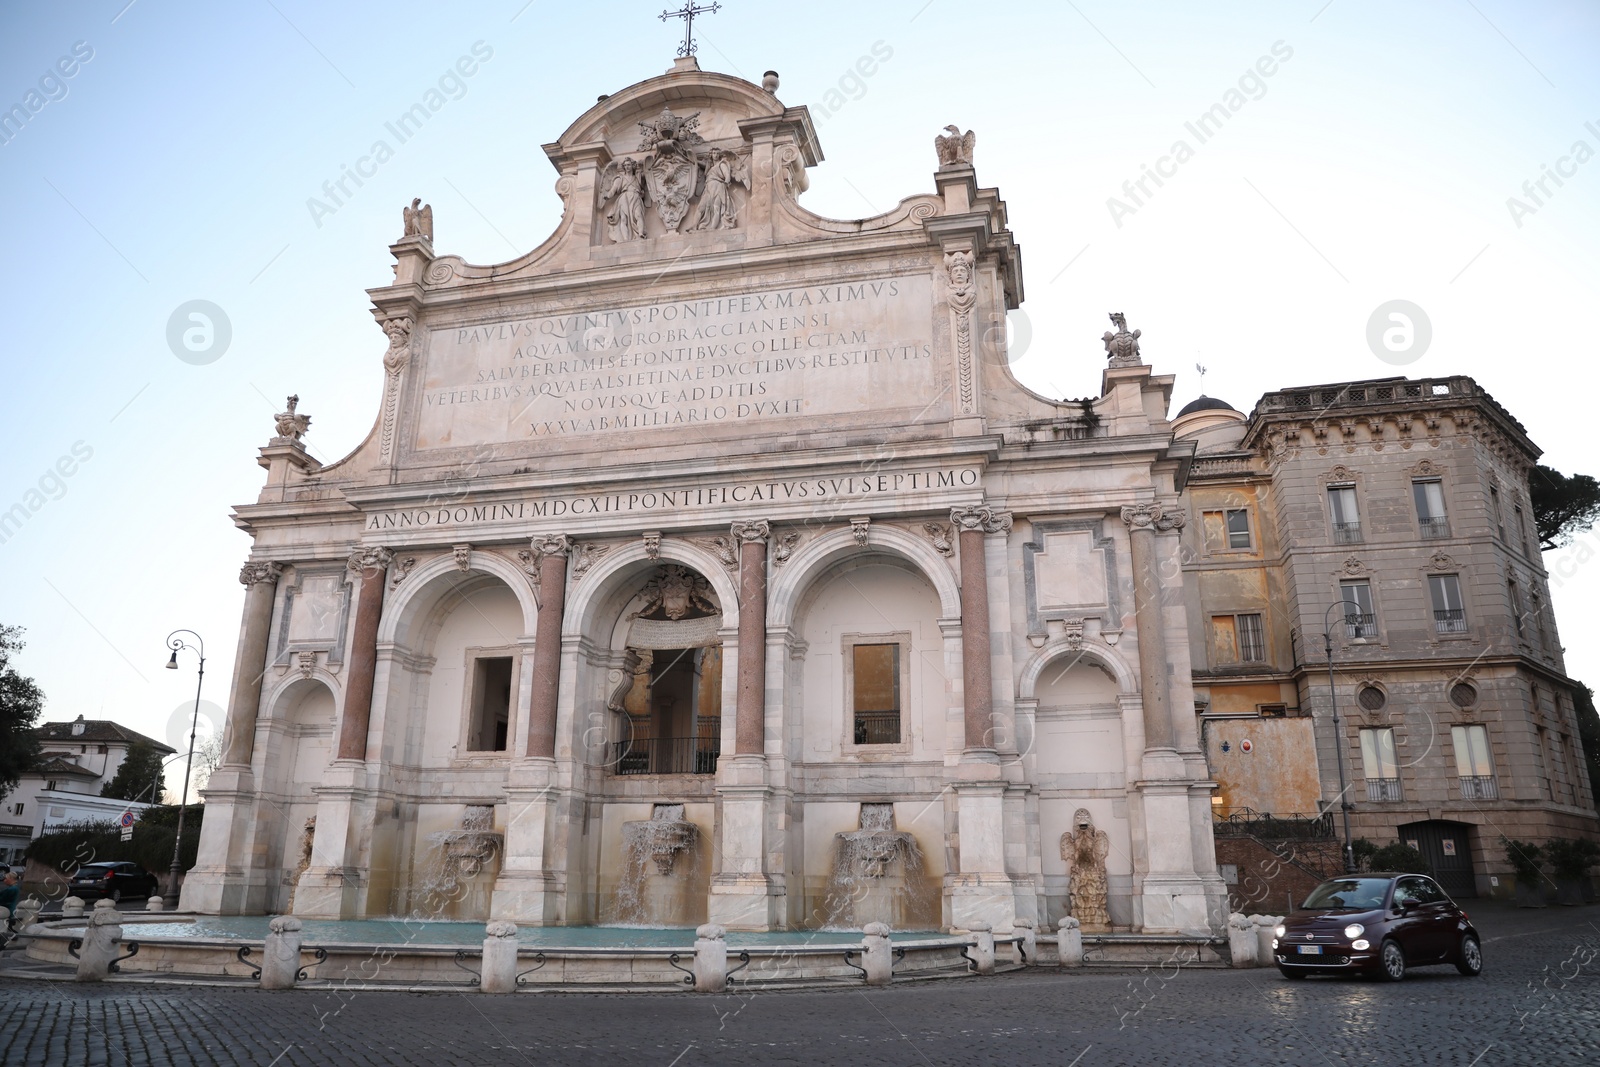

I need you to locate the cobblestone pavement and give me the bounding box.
[2,902,1597,1067]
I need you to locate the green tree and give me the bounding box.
[1530,464,1600,550]
[100,740,166,803]
[0,625,44,801]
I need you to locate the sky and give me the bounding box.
[0,0,1596,796]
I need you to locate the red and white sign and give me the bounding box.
[1239,739,1253,753]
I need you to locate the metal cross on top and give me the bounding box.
[660,1,721,57]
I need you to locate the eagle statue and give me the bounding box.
[935,125,976,167]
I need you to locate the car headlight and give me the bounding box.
[1271,938,1279,950]
[1343,924,1364,939]
[1274,924,1286,939]
[1351,939,1370,951]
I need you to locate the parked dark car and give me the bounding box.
[67,861,159,902]
[1273,872,1482,981]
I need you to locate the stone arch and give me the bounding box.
[562,537,741,640]
[1017,637,1138,701]
[768,525,961,629]
[378,550,538,648]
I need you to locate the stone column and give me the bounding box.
[525,535,571,759]
[222,561,282,767]
[950,506,1012,754]
[336,546,392,762]
[730,520,770,756]
[1120,504,1183,753]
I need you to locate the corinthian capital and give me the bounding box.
[1154,509,1187,532]
[346,546,394,580]
[531,533,573,560]
[729,520,771,545]
[238,561,283,586]
[950,505,1012,534]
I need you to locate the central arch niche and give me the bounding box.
[608,564,724,776]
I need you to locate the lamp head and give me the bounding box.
[166,650,179,670]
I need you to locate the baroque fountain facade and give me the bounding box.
[182,56,1227,938]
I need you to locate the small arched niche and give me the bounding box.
[605,563,725,776]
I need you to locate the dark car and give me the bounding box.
[1273,872,1482,981]
[67,861,160,902]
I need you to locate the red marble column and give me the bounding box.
[731,520,770,756]
[951,506,1011,753]
[526,535,571,759]
[221,561,283,768]
[336,547,392,761]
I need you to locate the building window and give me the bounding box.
[465,655,514,752]
[1257,703,1288,718]
[1226,508,1252,549]
[1532,591,1548,649]
[1508,579,1526,637]
[45,780,57,792]
[1533,725,1553,799]
[1413,479,1450,539]
[12,803,21,816]
[1328,485,1362,544]
[1339,580,1376,639]
[1201,508,1253,552]
[1210,613,1266,664]
[852,642,902,744]
[1428,574,1467,634]
[1360,727,1402,801]
[1514,505,1532,556]
[1451,724,1498,799]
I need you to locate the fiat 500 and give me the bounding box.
[1273,873,1483,981]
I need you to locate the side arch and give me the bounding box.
[768,525,961,628]
[562,536,741,639]
[1017,637,1138,700]
[377,549,538,647]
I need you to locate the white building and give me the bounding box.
[185,57,1228,936]
[0,715,175,864]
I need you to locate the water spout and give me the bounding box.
[614,804,701,925]
[823,804,934,929]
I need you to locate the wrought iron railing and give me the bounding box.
[1333,522,1364,544]
[608,737,720,775]
[1419,517,1451,540]
[1344,612,1377,639]
[1366,777,1403,802]
[1434,608,1467,634]
[1212,808,1335,840]
[853,711,901,745]
[1459,775,1499,800]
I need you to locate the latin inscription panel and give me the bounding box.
[413,275,938,450]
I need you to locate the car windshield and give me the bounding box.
[1301,877,1390,911]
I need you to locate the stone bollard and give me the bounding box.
[13,896,42,933]
[1254,915,1281,967]
[1013,917,1036,967]
[1227,913,1257,967]
[693,923,728,993]
[861,922,893,986]
[260,916,305,990]
[75,900,123,981]
[145,896,165,912]
[1057,917,1084,967]
[480,921,520,993]
[61,896,86,919]
[966,921,996,975]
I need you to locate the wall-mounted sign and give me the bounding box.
[1240,739,1253,753]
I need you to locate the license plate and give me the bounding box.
[1297,945,1323,955]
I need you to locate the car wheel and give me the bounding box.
[1277,967,1307,980]
[1455,934,1483,976]
[1378,939,1406,982]
[111,888,122,903]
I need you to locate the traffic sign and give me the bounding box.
[119,810,136,828]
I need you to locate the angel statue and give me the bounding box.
[401,198,433,242]
[690,148,749,231]
[1060,807,1112,931]
[934,125,975,167]
[598,158,648,243]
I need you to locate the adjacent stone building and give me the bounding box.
[184,58,1229,935]
[1178,376,1598,898]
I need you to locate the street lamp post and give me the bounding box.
[163,630,206,909]
[1321,601,1357,874]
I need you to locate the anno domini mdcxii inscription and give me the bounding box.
[414,275,937,449]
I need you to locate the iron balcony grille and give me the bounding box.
[1419,516,1451,539]
[853,711,902,745]
[1366,777,1403,802]
[1434,608,1468,634]
[1459,775,1499,800]
[607,737,720,775]
[1333,522,1364,544]
[1344,612,1377,639]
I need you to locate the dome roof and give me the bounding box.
[1176,395,1237,418]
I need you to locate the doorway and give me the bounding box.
[1398,819,1477,898]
